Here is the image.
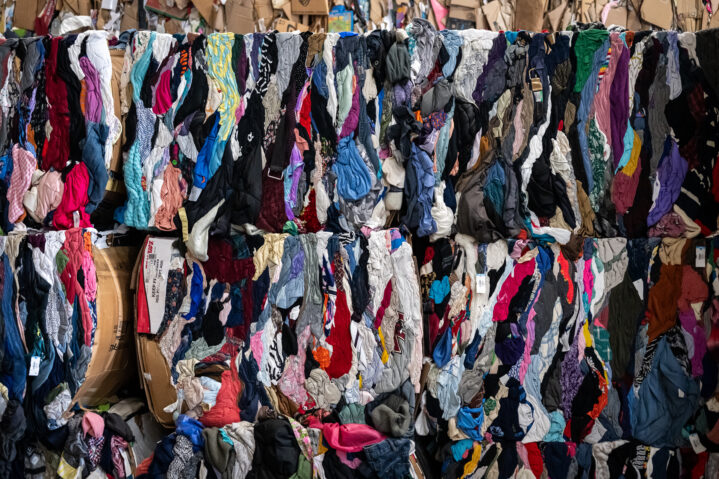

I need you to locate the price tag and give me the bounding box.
[689,433,706,454]
[475,274,487,294]
[29,356,41,376]
[696,246,706,268]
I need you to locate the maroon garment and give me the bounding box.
[43,37,70,171]
[203,238,255,283]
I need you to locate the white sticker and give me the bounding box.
[475,274,488,294]
[689,433,706,454]
[696,246,706,268]
[29,356,40,376]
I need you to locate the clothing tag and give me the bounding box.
[101,0,117,9]
[696,246,706,268]
[73,211,80,228]
[689,433,706,454]
[475,274,487,294]
[29,356,41,376]
[533,90,543,102]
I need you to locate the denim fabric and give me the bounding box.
[363,438,411,479]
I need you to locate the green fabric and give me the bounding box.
[290,454,312,479]
[588,118,608,211]
[283,221,299,236]
[573,30,610,93]
[338,402,366,425]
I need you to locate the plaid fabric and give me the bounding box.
[86,436,105,469]
[7,145,37,223]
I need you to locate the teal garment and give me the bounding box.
[338,402,366,425]
[544,410,566,442]
[429,276,450,303]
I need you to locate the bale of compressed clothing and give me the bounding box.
[0,229,138,477]
[112,26,719,257]
[0,32,122,232]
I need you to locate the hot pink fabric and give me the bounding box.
[493,258,536,321]
[53,162,91,230]
[82,411,105,438]
[307,416,386,453]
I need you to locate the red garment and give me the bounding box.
[523,442,544,479]
[43,37,70,172]
[53,162,91,230]
[153,69,173,115]
[325,290,352,379]
[136,239,151,334]
[200,365,242,427]
[299,88,312,137]
[307,416,386,453]
[203,238,255,283]
[60,229,93,345]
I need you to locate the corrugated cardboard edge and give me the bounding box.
[132,238,177,429]
[72,246,139,408]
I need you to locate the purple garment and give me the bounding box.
[610,45,630,168]
[284,145,304,220]
[647,139,688,226]
[561,337,584,420]
[79,57,103,124]
[679,310,706,377]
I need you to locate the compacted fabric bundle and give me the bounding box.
[0,32,122,232]
[116,26,719,251]
[0,229,138,478]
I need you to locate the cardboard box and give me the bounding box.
[13,0,40,30]
[193,0,215,24]
[291,0,329,16]
[226,0,254,33]
[448,5,476,22]
[132,238,177,428]
[72,247,139,407]
[274,17,309,31]
[604,5,628,27]
[514,0,547,32]
[641,0,673,29]
[120,0,140,30]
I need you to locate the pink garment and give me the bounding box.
[337,450,363,469]
[53,162,92,230]
[278,325,311,404]
[594,33,624,142]
[307,417,386,453]
[110,435,128,478]
[493,258,536,321]
[7,145,37,223]
[82,411,105,438]
[153,69,172,115]
[154,164,184,231]
[82,250,97,302]
[34,171,63,221]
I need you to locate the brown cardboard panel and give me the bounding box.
[120,0,140,30]
[640,0,673,29]
[132,239,177,429]
[449,5,476,22]
[291,0,329,16]
[226,0,254,33]
[72,247,138,407]
[274,17,309,31]
[450,0,478,8]
[514,0,546,32]
[193,0,215,23]
[482,0,500,31]
[604,6,628,27]
[14,0,39,30]
[546,0,567,32]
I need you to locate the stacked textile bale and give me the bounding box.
[0,230,139,477]
[115,26,719,251]
[0,32,122,232]
[131,230,719,477]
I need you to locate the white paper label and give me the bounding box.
[101,0,118,9]
[689,433,706,454]
[29,356,40,376]
[696,246,706,268]
[475,274,487,294]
